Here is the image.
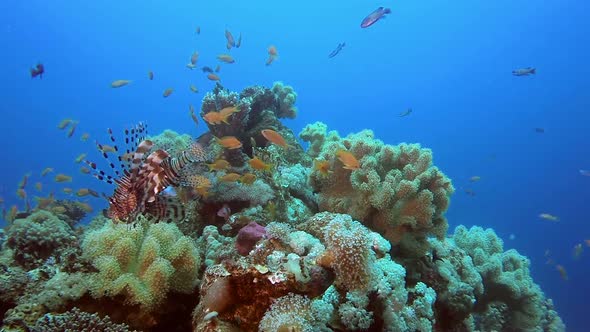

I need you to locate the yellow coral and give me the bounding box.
[82,221,200,310]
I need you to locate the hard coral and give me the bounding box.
[300,122,454,258]
[82,221,200,310]
[6,210,78,269]
[33,307,136,332]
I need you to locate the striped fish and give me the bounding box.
[85,123,207,223]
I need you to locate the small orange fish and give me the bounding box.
[219,173,241,182]
[111,80,131,88]
[337,150,360,170]
[8,205,18,222]
[219,106,239,117]
[77,202,93,213]
[191,51,199,65]
[469,176,481,182]
[190,85,198,93]
[314,159,332,176]
[225,28,235,48]
[100,145,117,153]
[36,193,55,209]
[55,174,73,183]
[203,110,235,125]
[80,166,91,174]
[189,104,199,127]
[207,73,220,81]
[186,63,197,70]
[35,182,42,192]
[585,239,590,247]
[268,45,278,56]
[62,187,73,194]
[261,129,289,148]
[216,136,242,149]
[239,173,256,185]
[556,265,568,281]
[163,88,174,98]
[249,157,271,171]
[18,173,29,189]
[76,188,90,197]
[16,188,26,200]
[148,71,154,80]
[192,176,212,197]
[67,121,78,138]
[41,167,54,176]
[207,159,230,171]
[57,118,72,129]
[217,54,235,64]
[236,33,242,48]
[215,64,221,73]
[80,133,90,142]
[75,153,87,163]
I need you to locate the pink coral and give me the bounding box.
[235,222,267,255]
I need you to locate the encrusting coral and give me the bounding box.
[300,122,454,258]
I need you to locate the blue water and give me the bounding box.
[1,0,589,329]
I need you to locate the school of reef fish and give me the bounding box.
[1,21,568,332]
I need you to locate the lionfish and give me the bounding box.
[86,123,207,223]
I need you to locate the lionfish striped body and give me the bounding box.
[86,123,207,223]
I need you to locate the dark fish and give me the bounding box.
[361,7,391,28]
[399,108,412,117]
[328,42,345,58]
[201,66,214,73]
[30,63,44,79]
[512,67,536,76]
[464,189,476,196]
[534,127,545,133]
[236,33,242,48]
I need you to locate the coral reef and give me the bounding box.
[300,122,454,258]
[33,307,136,332]
[6,210,78,269]
[0,82,564,332]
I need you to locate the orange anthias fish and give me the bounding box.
[75,153,87,163]
[216,136,242,149]
[314,159,332,176]
[219,173,241,182]
[207,73,221,81]
[207,159,230,171]
[55,174,73,183]
[215,65,221,73]
[67,121,78,138]
[111,80,131,88]
[556,265,568,281]
[337,150,360,170]
[217,54,235,64]
[469,176,481,182]
[239,173,256,185]
[225,28,235,48]
[203,109,237,125]
[261,129,289,148]
[41,167,54,176]
[539,213,559,222]
[189,104,199,127]
[190,85,198,93]
[80,133,90,142]
[191,51,199,65]
[58,118,72,130]
[249,157,271,171]
[163,88,174,98]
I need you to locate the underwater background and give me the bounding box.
[1,0,589,331]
